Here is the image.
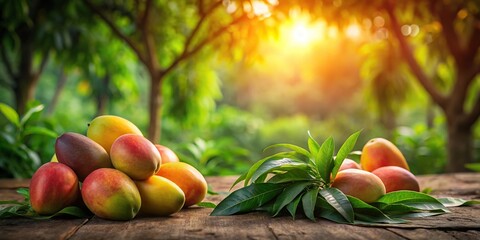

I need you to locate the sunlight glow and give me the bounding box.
[281,17,326,48]
[345,24,361,39]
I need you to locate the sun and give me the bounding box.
[281,18,326,48]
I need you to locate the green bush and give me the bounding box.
[0,102,58,178]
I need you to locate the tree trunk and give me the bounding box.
[47,67,67,115]
[445,115,473,172]
[96,73,111,116]
[147,72,163,143]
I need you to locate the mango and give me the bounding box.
[86,115,143,153]
[81,168,141,221]
[110,134,161,180]
[338,158,361,172]
[156,162,207,207]
[360,138,410,172]
[55,132,112,181]
[331,169,386,203]
[372,166,420,193]
[155,144,180,164]
[30,162,80,215]
[135,175,185,216]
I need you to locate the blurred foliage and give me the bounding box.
[0,102,57,178]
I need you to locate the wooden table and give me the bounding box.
[1,173,479,239]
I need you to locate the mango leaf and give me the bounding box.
[465,163,480,172]
[251,158,307,183]
[197,202,217,208]
[302,187,319,221]
[20,104,44,126]
[231,172,248,190]
[22,126,58,139]
[315,137,334,183]
[319,188,354,223]
[376,190,444,206]
[347,196,405,224]
[272,182,310,216]
[264,144,311,159]
[391,210,447,219]
[211,183,285,216]
[316,196,350,224]
[437,197,480,207]
[286,193,304,220]
[243,152,298,186]
[375,191,447,213]
[0,103,20,127]
[307,131,320,156]
[267,169,314,184]
[331,131,361,180]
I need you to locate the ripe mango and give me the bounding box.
[30,162,80,215]
[156,162,207,207]
[372,166,420,193]
[135,175,185,216]
[155,144,180,164]
[110,134,161,180]
[55,132,112,181]
[331,169,386,203]
[81,168,141,221]
[360,138,410,172]
[338,159,361,172]
[86,115,143,153]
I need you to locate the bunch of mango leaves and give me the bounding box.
[211,131,479,224]
[0,188,90,219]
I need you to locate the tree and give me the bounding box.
[83,0,267,142]
[276,0,479,172]
[0,0,86,114]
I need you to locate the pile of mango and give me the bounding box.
[332,138,420,203]
[29,115,207,220]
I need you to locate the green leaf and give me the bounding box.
[22,126,58,139]
[267,169,314,183]
[197,202,217,208]
[20,104,44,126]
[286,193,304,219]
[331,131,361,180]
[272,182,310,216]
[251,158,307,183]
[264,144,311,159]
[375,191,447,213]
[307,131,320,156]
[244,152,298,186]
[465,163,480,172]
[437,197,480,207]
[231,171,248,190]
[211,183,285,216]
[347,196,406,224]
[0,103,20,127]
[391,210,447,219]
[319,188,354,223]
[316,196,350,224]
[302,187,319,221]
[376,190,444,206]
[315,137,334,183]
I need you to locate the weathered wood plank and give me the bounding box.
[0,218,89,240]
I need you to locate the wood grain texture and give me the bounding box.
[0,174,479,239]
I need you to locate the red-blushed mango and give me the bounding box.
[156,162,207,207]
[331,169,386,203]
[135,175,185,216]
[338,159,361,172]
[86,115,143,153]
[110,134,161,180]
[360,138,410,172]
[55,132,112,181]
[155,144,179,164]
[30,162,79,215]
[81,168,141,221]
[372,166,420,193]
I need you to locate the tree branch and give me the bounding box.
[437,3,463,66]
[83,0,146,64]
[384,1,447,109]
[0,48,16,80]
[464,91,480,126]
[184,1,223,52]
[35,50,50,78]
[161,14,248,77]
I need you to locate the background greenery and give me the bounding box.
[0,0,479,178]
